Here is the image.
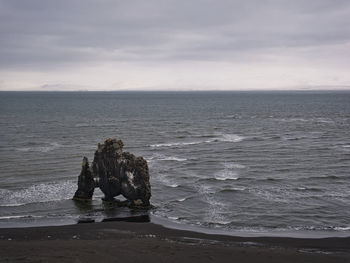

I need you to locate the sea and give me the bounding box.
[0,91,349,237]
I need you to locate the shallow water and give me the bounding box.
[0,91,349,235]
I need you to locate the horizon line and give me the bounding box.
[1,88,350,93]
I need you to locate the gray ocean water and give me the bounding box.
[0,91,349,235]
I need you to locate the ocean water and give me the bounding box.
[0,91,349,236]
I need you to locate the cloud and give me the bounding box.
[0,0,349,90]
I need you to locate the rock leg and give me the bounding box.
[73,157,95,200]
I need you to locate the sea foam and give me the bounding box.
[0,180,76,207]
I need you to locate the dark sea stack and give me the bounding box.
[73,138,151,206]
[73,157,95,200]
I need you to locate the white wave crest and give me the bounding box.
[334,226,350,231]
[215,171,239,181]
[75,122,118,128]
[213,162,245,181]
[278,117,334,124]
[315,118,334,123]
[16,142,62,153]
[150,141,203,148]
[158,156,187,162]
[150,134,244,148]
[145,154,187,164]
[217,134,244,143]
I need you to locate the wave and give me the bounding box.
[315,118,334,124]
[277,117,334,124]
[207,219,232,226]
[223,162,246,169]
[0,215,42,220]
[198,176,240,183]
[150,133,244,148]
[75,123,91,127]
[290,225,350,232]
[168,216,180,220]
[225,114,241,119]
[215,172,239,181]
[295,187,324,192]
[277,118,309,123]
[157,156,187,162]
[75,122,119,128]
[0,215,26,220]
[0,180,76,207]
[150,141,205,148]
[173,129,193,135]
[146,154,187,163]
[16,142,62,153]
[282,136,308,141]
[340,145,350,152]
[0,203,26,207]
[217,134,244,143]
[213,162,246,181]
[152,174,180,189]
[303,175,341,180]
[334,226,350,231]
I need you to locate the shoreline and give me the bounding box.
[1,220,349,262]
[1,213,349,239]
[151,215,350,239]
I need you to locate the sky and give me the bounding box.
[0,0,350,91]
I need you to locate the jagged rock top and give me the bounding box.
[97,138,124,154]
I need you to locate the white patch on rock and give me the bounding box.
[126,171,135,188]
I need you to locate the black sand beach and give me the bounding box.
[1,221,349,263]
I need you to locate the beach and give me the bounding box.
[1,221,349,263]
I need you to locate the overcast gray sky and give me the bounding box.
[1,0,349,91]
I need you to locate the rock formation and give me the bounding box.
[73,138,151,206]
[73,157,95,199]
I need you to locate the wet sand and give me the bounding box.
[0,221,349,262]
